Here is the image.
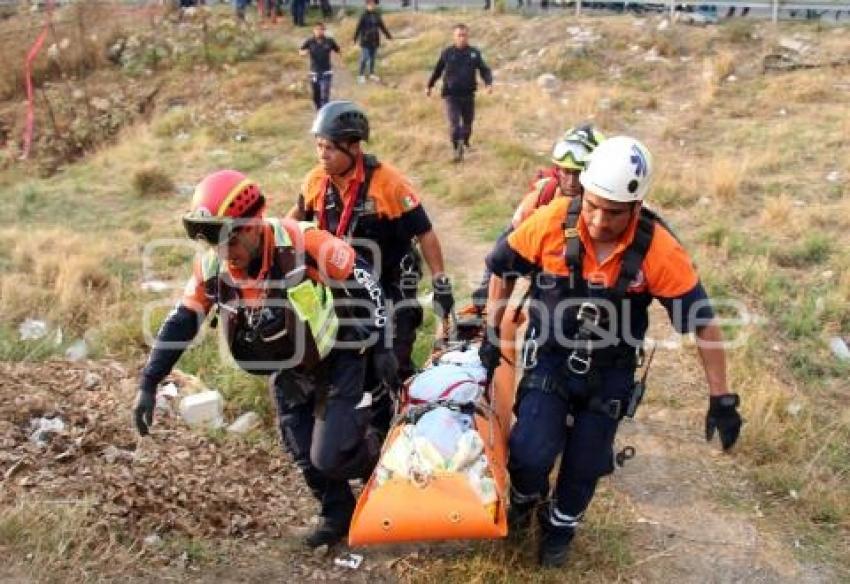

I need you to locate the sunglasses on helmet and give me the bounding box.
[182,214,242,246]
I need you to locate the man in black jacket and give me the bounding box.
[426,23,493,163]
[354,0,392,84]
[300,22,341,110]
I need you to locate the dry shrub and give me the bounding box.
[0,228,123,332]
[713,49,736,81]
[132,166,174,197]
[759,193,794,228]
[711,156,746,202]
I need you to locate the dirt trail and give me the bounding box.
[609,312,832,583]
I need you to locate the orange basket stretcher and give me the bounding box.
[348,310,522,546]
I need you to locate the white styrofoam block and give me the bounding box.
[179,390,224,427]
[227,412,261,434]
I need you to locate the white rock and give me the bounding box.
[786,402,802,416]
[227,412,261,434]
[19,319,48,341]
[179,390,224,428]
[536,73,559,92]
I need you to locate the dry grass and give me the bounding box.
[0,228,127,333]
[0,498,138,583]
[133,166,175,197]
[710,156,747,202]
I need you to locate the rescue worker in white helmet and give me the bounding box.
[480,136,742,567]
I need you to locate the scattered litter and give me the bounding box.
[143,533,162,546]
[160,382,180,398]
[828,337,850,361]
[771,344,781,352]
[102,445,135,464]
[821,270,834,279]
[29,417,66,446]
[141,280,170,293]
[179,390,224,428]
[779,108,787,116]
[825,171,840,183]
[19,319,48,341]
[65,340,88,361]
[789,489,799,500]
[726,74,737,82]
[657,19,669,31]
[334,552,364,570]
[83,372,101,390]
[233,132,248,142]
[227,412,261,434]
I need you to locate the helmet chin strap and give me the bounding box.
[333,140,357,176]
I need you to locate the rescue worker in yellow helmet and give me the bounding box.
[471,125,605,309]
[133,169,395,549]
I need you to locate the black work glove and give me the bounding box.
[478,327,502,377]
[372,347,399,386]
[134,388,156,436]
[432,274,455,320]
[705,393,742,451]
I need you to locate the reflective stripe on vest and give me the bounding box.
[200,218,339,360]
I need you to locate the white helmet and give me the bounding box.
[579,136,653,202]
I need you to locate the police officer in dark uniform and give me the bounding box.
[426,23,493,163]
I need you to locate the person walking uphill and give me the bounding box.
[133,170,394,549]
[480,136,743,567]
[354,0,392,84]
[426,23,493,163]
[300,22,341,110]
[287,101,454,389]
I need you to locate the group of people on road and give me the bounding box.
[298,0,392,110]
[134,14,743,569]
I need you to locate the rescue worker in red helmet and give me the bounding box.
[287,101,454,390]
[481,137,742,567]
[133,169,394,549]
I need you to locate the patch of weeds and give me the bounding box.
[133,167,175,198]
[774,234,833,268]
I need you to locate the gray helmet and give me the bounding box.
[311,101,369,143]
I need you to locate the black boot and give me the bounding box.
[507,501,535,540]
[303,516,349,549]
[452,141,464,163]
[538,506,575,568]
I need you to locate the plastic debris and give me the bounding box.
[29,417,66,446]
[828,337,850,361]
[227,412,261,434]
[65,340,88,361]
[334,553,363,570]
[179,390,224,428]
[19,319,48,341]
[141,280,170,293]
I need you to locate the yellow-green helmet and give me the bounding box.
[550,124,606,171]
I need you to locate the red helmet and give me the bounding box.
[183,170,266,244]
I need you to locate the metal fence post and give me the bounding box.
[669,0,675,21]
[772,0,779,22]
[575,0,581,17]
